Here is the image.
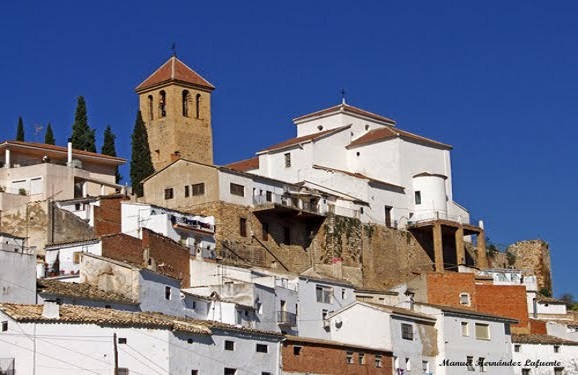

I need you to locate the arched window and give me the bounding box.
[195,93,201,119]
[159,90,167,118]
[182,90,190,117]
[147,95,154,120]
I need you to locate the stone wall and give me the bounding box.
[507,240,552,294]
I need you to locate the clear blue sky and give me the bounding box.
[2,1,576,297]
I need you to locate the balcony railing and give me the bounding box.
[276,311,297,326]
[253,193,324,215]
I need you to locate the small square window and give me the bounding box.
[358,353,365,365]
[256,344,268,353]
[230,183,244,197]
[118,369,129,375]
[185,185,190,198]
[1,321,7,331]
[522,369,531,375]
[475,323,490,340]
[422,360,429,373]
[262,373,271,375]
[284,153,291,168]
[192,183,205,196]
[165,286,172,300]
[554,345,560,353]
[514,344,521,352]
[164,188,174,200]
[461,322,469,336]
[225,340,235,351]
[188,338,194,344]
[401,323,414,340]
[346,351,354,364]
[224,369,237,375]
[118,337,127,344]
[191,371,199,375]
[266,191,272,202]
[460,293,471,306]
[375,354,383,368]
[293,346,302,356]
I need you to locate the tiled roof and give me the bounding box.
[312,165,404,191]
[226,157,260,172]
[284,334,392,353]
[537,296,566,304]
[0,303,209,334]
[135,56,215,92]
[347,127,452,150]
[0,141,126,164]
[293,104,396,126]
[37,279,136,304]
[258,126,350,153]
[512,334,578,346]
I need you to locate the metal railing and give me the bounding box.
[276,311,297,326]
[253,193,322,214]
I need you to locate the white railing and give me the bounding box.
[253,193,323,214]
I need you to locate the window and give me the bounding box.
[375,354,383,368]
[401,323,414,340]
[514,344,521,352]
[475,323,490,340]
[164,188,174,200]
[394,356,399,369]
[341,288,346,300]
[467,356,474,371]
[322,309,329,320]
[256,344,268,353]
[165,286,172,300]
[284,153,291,168]
[406,358,411,371]
[522,369,530,375]
[262,373,271,375]
[346,351,354,364]
[191,371,198,375]
[422,361,429,374]
[230,183,244,197]
[478,357,486,372]
[262,222,269,241]
[266,191,272,202]
[159,90,167,117]
[187,338,194,344]
[239,218,247,237]
[460,293,471,306]
[554,367,564,375]
[195,94,201,119]
[461,322,469,336]
[415,191,422,205]
[118,369,129,375]
[293,346,302,355]
[1,321,7,331]
[148,95,154,120]
[182,90,190,117]
[358,353,365,365]
[192,183,205,196]
[316,285,332,303]
[225,340,235,351]
[554,345,560,353]
[73,251,82,264]
[185,185,190,197]
[118,337,127,344]
[283,227,290,245]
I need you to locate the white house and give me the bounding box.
[231,103,474,229]
[414,303,518,375]
[511,334,578,375]
[0,232,36,304]
[0,302,282,375]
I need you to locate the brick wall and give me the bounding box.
[143,229,190,287]
[426,272,477,310]
[93,195,128,236]
[529,319,547,334]
[475,284,529,332]
[101,233,144,266]
[282,338,393,375]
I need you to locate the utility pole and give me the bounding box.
[113,333,119,375]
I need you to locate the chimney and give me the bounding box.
[42,300,60,319]
[67,138,73,166]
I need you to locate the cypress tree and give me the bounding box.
[70,96,96,152]
[16,117,25,141]
[102,125,122,183]
[130,111,154,197]
[44,123,55,145]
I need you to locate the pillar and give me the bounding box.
[477,230,488,269]
[455,226,465,266]
[5,149,10,168]
[433,222,444,272]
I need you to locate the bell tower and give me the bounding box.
[135,56,215,171]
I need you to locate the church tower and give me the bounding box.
[135,56,215,171]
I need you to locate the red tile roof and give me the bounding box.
[512,334,578,345]
[293,103,396,125]
[347,127,452,150]
[135,56,215,92]
[258,126,349,153]
[226,157,259,172]
[0,141,126,164]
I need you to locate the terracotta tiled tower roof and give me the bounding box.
[135,56,215,92]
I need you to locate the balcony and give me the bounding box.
[253,192,325,218]
[406,210,483,235]
[276,311,297,326]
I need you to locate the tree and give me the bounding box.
[44,123,55,145]
[101,125,122,183]
[16,116,25,141]
[70,96,96,152]
[130,111,154,197]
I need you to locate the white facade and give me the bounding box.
[415,304,516,375]
[0,234,36,304]
[511,337,578,375]
[44,240,102,277]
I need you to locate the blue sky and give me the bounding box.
[2,1,577,296]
